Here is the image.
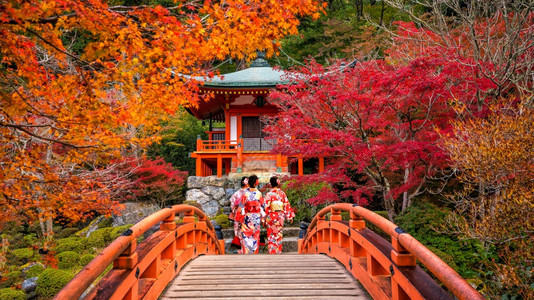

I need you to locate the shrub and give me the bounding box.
[25,264,45,278]
[12,248,33,263]
[2,270,22,288]
[283,181,330,223]
[55,237,84,253]
[110,225,133,240]
[35,268,74,299]
[55,228,80,239]
[79,254,95,266]
[213,214,231,229]
[394,200,487,280]
[0,288,25,300]
[22,234,38,248]
[57,251,80,269]
[97,217,114,229]
[86,228,113,248]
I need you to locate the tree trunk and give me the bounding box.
[382,178,396,221]
[402,167,409,212]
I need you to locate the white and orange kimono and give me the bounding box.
[235,188,265,254]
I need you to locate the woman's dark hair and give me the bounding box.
[248,175,259,188]
[270,176,278,188]
[240,176,248,188]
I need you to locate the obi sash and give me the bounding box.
[245,200,261,213]
[269,200,284,211]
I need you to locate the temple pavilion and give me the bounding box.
[187,54,325,178]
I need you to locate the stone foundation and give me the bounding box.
[186,174,290,218]
[186,176,240,217]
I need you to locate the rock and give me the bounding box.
[81,215,105,238]
[186,189,220,217]
[225,188,237,199]
[201,200,220,217]
[207,176,226,187]
[186,189,210,203]
[201,186,225,200]
[187,176,205,189]
[112,202,161,227]
[218,197,230,207]
[21,262,45,278]
[22,277,38,293]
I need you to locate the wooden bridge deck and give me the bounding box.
[160,254,370,299]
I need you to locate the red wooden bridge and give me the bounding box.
[54,204,484,300]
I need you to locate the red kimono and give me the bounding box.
[264,188,294,254]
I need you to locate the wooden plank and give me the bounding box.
[177,270,344,275]
[166,283,358,291]
[162,289,364,297]
[160,254,370,299]
[172,278,353,284]
[160,296,369,300]
[175,274,350,280]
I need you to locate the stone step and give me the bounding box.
[222,227,301,239]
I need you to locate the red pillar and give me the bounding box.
[217,154,222,178]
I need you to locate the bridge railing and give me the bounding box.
[54,205,224,300]
[298,203,484,300]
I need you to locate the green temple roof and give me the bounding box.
[194,53,288,88]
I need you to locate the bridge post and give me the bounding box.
[349,209,365,229]
[113,240,138,270]
[183,209,196,223]
[330,207,342,221]
[160,212,176,231]
[391,230,416,267]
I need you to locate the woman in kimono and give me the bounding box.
[229,176,249,252]
[264,176,294,254]
[236,175,265,254]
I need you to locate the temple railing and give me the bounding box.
[54,205,225,300]
[196,139,241,152]
[298,203,484,300]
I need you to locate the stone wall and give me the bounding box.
[186,176,241,217]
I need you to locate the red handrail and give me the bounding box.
[299,203,484,300]
[197,139,239,151]
[54,205,224,300]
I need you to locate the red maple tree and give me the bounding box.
[265,50,495,219]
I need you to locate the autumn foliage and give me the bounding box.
[0,0,323,229]
[265,46,495,219]
[266,2,533,296]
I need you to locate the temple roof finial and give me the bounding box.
[250,51,270,67]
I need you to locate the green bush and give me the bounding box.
[55,237,84,253]
[56,227,80,239]
[57,251,80,270]
[12,248,33,263]
[25,263,45,278]
[22,234,38,247]
[394,200,488,279]
[284,181,331,223]
[2,270,22,288]
[0,288,25,300]
[86,228,113,248]
[80,254,95,266]
[36,268,74,299]
[110,225,133,240]
[97,217,114,229]
[213,214,231,229]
